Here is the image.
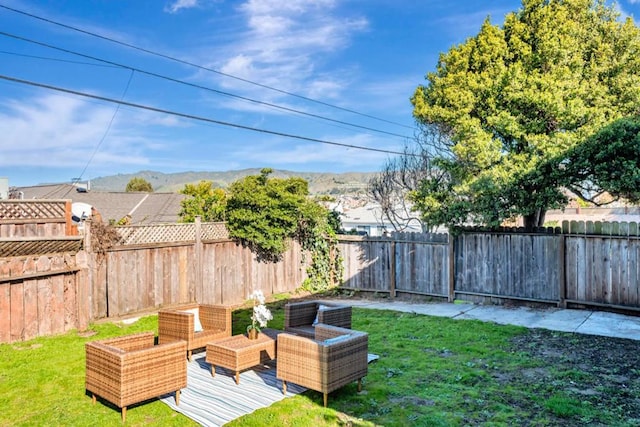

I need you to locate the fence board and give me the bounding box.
[50,275,64,335]
[63,274,76,332]
[23,279,38,341]
[37,277,52,337]
[632,244,640,306]
[10,282,23,342]
[0,283,9,342]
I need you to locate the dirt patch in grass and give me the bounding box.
[507,328,640,424]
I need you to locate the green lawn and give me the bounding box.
[1,296,638,426]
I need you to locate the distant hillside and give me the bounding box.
[89,169,378,195]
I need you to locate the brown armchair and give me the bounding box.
[85,331,187,423]
[276,324,368,407]
[158,303,232,361]
[284,300,352,339]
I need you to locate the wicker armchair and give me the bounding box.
[158,303,232,361]
[85,331,187,423]
[158,304,231,361]
[284,300,352,339]
[276,324,368,407]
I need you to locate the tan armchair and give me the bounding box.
[85,331,187,423]
[284,300,352,339]
[276,324,368,407]
[158,303,232,361]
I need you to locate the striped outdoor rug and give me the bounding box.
[160,353,379,426]
[159,353,305,426]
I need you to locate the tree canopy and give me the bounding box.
[410,0,640,229]
[125,177,153,192]
[178,169,342,290]
[178,180,227,223]
[225,168,342,289]
[560,116,640,204]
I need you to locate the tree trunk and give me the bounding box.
[523,209,546,230]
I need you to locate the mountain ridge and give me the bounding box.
[88,169,377,195]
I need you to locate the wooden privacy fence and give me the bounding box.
[6,213,640,344]
[453,231,562,303]
[0,200,87,343]
[564,221,640,311]
[339,222,640,313]
[88,219,307,319]
[0,253,89,343]
[339,232,450,298]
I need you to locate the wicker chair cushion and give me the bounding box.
[181,308,203,332]
[312,304,330,326]
[324,334,350,345]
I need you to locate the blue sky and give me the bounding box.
[1,0,639,187]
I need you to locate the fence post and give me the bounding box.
[558,233,566,308]
[82,220,99,320]
[448,234,455,302]
[195,216,202,303]
[65,200,77,236]
[390,239,396,298]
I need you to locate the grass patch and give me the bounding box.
[544,394,596,419]
[2,298,639,426]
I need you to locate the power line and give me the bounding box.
[1,30,410,140]
[0,3,415,131]
[0,73,415,157]
[0,50,119,68]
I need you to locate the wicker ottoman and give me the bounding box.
[206,328,282,384]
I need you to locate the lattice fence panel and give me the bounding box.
[0,200,67,221]
[201,222,229,240]
[0,238,83,257]
[115,222,229,246]
[116,223,194,245]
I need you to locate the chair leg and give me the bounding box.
[357,378,362,392]
[187,350,192,362]
[91,394,96,404]
[323,393,328,407]
[176,389,181,406]
[282,380,287,395]
[122,406,127,423]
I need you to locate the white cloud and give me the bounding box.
[615,2,639,24]
[231,132,395,170]
[209,0,368,101]
[0,93,166,171]
[164,0,199,14]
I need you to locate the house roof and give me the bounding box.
[15,184,185,224]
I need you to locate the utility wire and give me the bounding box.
[1,30,410,140]
[0,3,415,130]
[0,74,415,157]
[0,50,120,67]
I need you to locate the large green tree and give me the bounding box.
[411,0,640,229]
[225,168,307,257]
[178,180,227,223]
[225,169,342,290]
[125,177,153,192]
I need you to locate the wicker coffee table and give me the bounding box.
[205,328,282,384]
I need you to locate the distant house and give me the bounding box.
[14,183,185,225]
[334,202,423,237]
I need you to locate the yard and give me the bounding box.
[1,295,639,426]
